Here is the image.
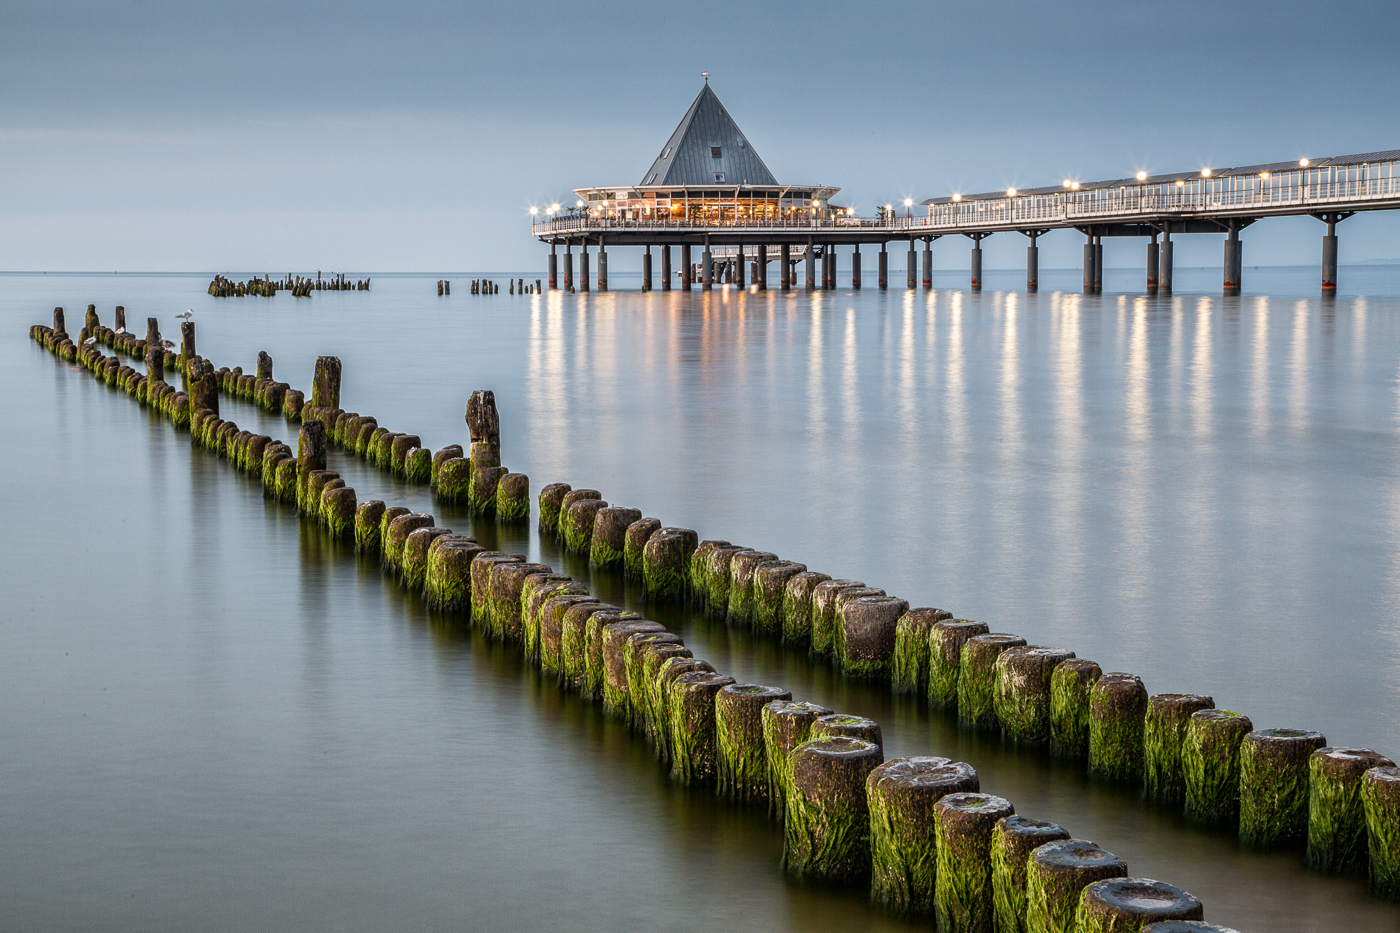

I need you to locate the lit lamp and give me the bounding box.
[1006,188,1017,197]
[1136,171,1147,181]
[1201,168,1212,177]
[1300,158,1310,167]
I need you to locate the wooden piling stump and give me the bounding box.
[1050,658,1103,761]
[1088,673,1149,785]
[431,445,464,488]
[715,684,793,802]
[1182,709,1253,829]
[726,550,778,627]
[780,571,832,646]
[670,671,739,786]
[1363,766,1400,900]
[402,527,454,593]
[435,457,471,504]
[867,757,980,915]
[889,608,954,696]
[589,506,640,568]
[1144,695,1217,808]
[601,620,666,719]
[1306,746,1395,873]
[785,736,884,882]
[751,560,807,636]
[562,497,609,553]
[623,518,662,577]
[994,647,1077,747]
[1073,879,1203,933]
[323,487,358,540]
[536,482,572,533]
[469,552,523,631]
[935,793,1017,933]
[354,500,388,553]
[839,595,912,679]
[495,472,531,522]
[383,513,434,576]
[1025,839,1129,933]
[958,634,1027,730]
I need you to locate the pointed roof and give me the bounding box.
[639,84,778,187]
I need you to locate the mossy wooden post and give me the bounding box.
[563,498,609,553]
[1363,766,1400,900]
[323,487,358,541]
[1024,839,1128,933]
[403,447,431,484]
[590,506,641,569]
[539,593,598,676]
[840,596,911,679]
[84,305,99,331]
[376,506,411,552]
[689,540,727,605]
[752,560,806,637]
[145,317,159,350]
[991,816,1069,933]
[53,306,65,334]
[559,601,618,690]
[310,356,341,408]
[145,342,164,384]
[813,713,883,753]
[179,320,195,369]
[890,608,953,696]
[435,458,471,505]
[992,647,1076,747]
[601,620,665,718]
[623,633,685,727]
[652,658,712,763]
[670,671,738,786]
[273,456,297,502]
[283,388,305,421]
[1050,658,1102,761]
[705,545,752,618]
[295,418,326,502]
[521,576,578,663]
[465,388,501,462]
[726,550,777,627]
[537,482,572,533]
[425,536,485,612]
[929,620,990,711]
[1182,710,1253,829]
[1074,879,1202,933]
[1306,746,1396,873]
[623,517,661,577]
[402,527,452,593]
[245,435,270,475]
[390,434,421,477]
[633,643,693,738]
[304,471,338,523]
[1238,728,1327,848]
[1141,923,1240,933]
[469,552,523,630]
[934,792,1016,933]
[584,609,642,698]
[642,532,687,601]
[781,571,832,646]
[784,736,884,882]
[761,700,832,816]
[958,634,1026,730]
[809,579,865,658]
[715,684,792,802]
[1089,673,1149,785]
[493,472,530,522]
[383,513,434,576]
[1144,694,1216,808]
[257,350,273,380]
[431,445,464,488]
[867,757,979,915]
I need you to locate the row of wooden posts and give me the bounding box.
[438,279,543,296]
[209,272,369,298]
[32,304,1400,928]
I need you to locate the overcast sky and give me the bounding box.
[3,0,1399,272]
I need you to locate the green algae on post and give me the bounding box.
[762,700,832,818]
[633,644,693,741]
[929,620,990,711]
[562,498,609,554]
[651,657,712,763]
[430,445,464,488]
[1024,839,1128,933]
[669,671,737,786]
[536,482,571,533]
[435,457,471,505]
[1088,672,1149,785]
[752,560,807,636]
[623,517,661,578]
[589,505,641,570]
[1182,709,1253,829]
[1073,878,1202,933]
[601,620,665,719]
[958,634,1026,730]
[351,502,387,551]
[1238,727,1327,848]
[642,532,689,602]
[556,488,602,546]
[323,487,358,541]
[934,792,1016,933]
[623,633,685,729]
[539,594,599,678]
[890,608,953,696]
[1142,923,1241,933]
[715,683,792,802]
[560,601,618,691]
[839,596,911,679]
[688,539,729,606]
[1050,658,1102,761]
[383,513,434,576]
[404,447,432,485]
[583,609,642,698]
[809,579,867,658]
[784,735,884,882]
[725,550,777,627]
[993,647,1075,747]
[867,757,978,916]
[812,713,883,756]
[704,545,752,618]
[489,561,551,642]
[1143,694,1216,808]
[469,553,524,631]
[991,816,1069,933]
[401,527,452,593]
[1306,746,1396,874]
[425,536,485,613]
[1363,766,1400,900]
[779,570,830,646]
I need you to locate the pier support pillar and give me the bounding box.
[662,245,672,291]
[681,244,692,291]
[907,239,916,289]
[1313,212,1352,291]
[703,243,713,290]
[1027,245,1038,291]
[643,247,653,292]
[1161,225,1173,293]
[1147,234,1159,292]
[564,242,574,292]
[758,245,768,290]
[828,248,837,289]
[580,243,590,293]
[852,246,861,289]
[1083,233,1095,292]
[1223,225,1241,293]
[971,245,983,290]
[879,243,888,289]
[806,239,816,289]
[922,240,932,288]
[598,241,608,292]
[549,242,558,290]
[736,246,746,287]
[1094,237,1104,291]
[781,244,791,290]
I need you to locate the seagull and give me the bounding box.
[83,336,96,346]
[160,339,175,350]
[114,326,127,335]
[177,310,192,320]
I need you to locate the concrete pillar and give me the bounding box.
[1322,222,1338,291]
[922,241,933,288]
[1161,229,1174,293]
[564,242,574,291]
[736,246,746,287]
[549,242,558,290]
[1147,234,1159,292]
[907,239,916,289]
[598,241,608,292]
[681,244,692,291]
[781,244,791,290]
[643,247,653,292]
[852,246,861,289]
[971,243,983,290]
[702,244,713,290]
[1094,238,1104,291]
[828,248,837,288]
[818,247,827,289]
[1224,228,1242,293]
[662,245,672,291]
[758,244,768,290]
[879,244,888,289]
[580,243,590,292]
[805,240,815,289]
[1027,243,1039,291]
[1083,234,1095,292]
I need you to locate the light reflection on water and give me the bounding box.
[5,270,1400,931]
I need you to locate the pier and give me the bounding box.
[532,83,1398,294]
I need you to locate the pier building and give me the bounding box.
[532,83,1400,293]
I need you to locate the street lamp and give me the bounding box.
[1201,168,1212,178]
[1136,171,1147,181]
[1006,188,1017,197]
[952,193,962,202]
[1299,158,1310,167]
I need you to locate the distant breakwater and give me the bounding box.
[208,272,369,298]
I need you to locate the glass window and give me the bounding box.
[711,147,722,159]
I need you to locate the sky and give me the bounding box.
[3,0,1399,273]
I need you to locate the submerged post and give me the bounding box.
[1094,235,1104,291]
[780,243,791,289]
[1224,223,1242,293]
[564,240,574,291]
[1084,231,1096,292]
[1026,231,1039,290]
[806,239,816,289]
[703,237,713,290]
[580,242,590,293]
[906,237,916,289]
[1316,212,1350,292]
[970,235,984,290]
[735,245,746,287]
[922,239,932,288]
[757,244,768,289]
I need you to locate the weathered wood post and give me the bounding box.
[465,389,503,514]
[257,351,273,380]
[311,356,341,409]
[179,321,196,368]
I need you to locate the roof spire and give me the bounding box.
[638,83,777,186]
[701,71,708,83]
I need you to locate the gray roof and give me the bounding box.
[639,85,778,187]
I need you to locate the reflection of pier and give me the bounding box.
[532,82,1399,294]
